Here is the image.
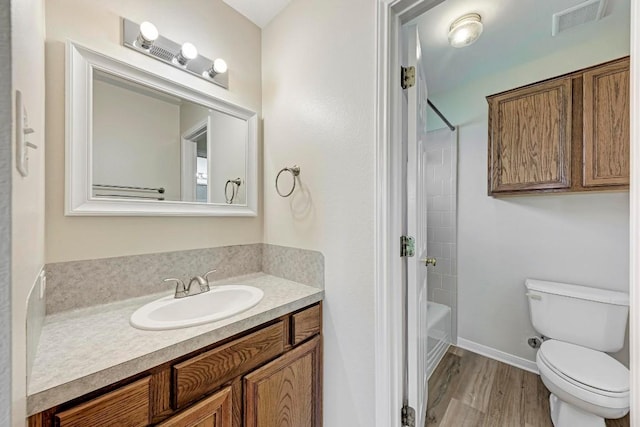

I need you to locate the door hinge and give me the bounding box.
[401,66,415,89]
[402,404,416,427]
[400,236,415,257]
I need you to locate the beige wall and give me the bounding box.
[11,0,46,425]
[262,0,376,424]
[93,80,181,201]
[45,0,263,263]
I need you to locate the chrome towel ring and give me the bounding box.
[225,178,241,204]
[276,165,300,197]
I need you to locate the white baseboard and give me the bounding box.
[456,337,539,374]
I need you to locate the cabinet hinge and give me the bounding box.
[400,236,415,257]
[402,404,416,427]
[401,66,415,89]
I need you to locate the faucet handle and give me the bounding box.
[203,270,217,284]
[163,278,187,298]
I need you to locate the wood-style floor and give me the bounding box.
[426,346,630,427]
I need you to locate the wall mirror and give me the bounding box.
[66,42,257,216]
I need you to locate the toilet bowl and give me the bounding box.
[525,279,630,427]
[536,340,629,426]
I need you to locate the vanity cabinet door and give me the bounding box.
[244,336,322,427]
[488,77,573,194]
[582,57,630,187]
[156,387,232,427]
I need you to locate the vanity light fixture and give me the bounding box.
[448,13,483,48]
[136,21,158,50]
[122,18,229,89]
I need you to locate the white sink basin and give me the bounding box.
[130,285,264,330]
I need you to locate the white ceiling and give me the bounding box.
[222,0,291,28]
[412,0,630,96]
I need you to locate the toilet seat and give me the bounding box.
[537,340,629,417]
[539,340,629,395]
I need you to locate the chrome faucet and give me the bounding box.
[163,270,217,299]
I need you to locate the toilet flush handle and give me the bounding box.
[526,292,542,301]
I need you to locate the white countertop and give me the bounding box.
[27,273,323,415]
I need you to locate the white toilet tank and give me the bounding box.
[525,279,629,352]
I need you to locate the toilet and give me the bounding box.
[525,279,630,427]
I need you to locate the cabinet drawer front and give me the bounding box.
[292,304,321,346]
[156,386,232,427]
[55,377,150,427]
[173,321,285,408]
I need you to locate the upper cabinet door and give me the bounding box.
[583,57,630,187]
[488,77,573,194]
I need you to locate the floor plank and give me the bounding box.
[439,398,485,427]
[453,351,498,413]
[482,363,525,426]
[426,346,629,427]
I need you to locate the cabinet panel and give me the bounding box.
[583,57,630,187]
[173,321,285,409]
[157,386,232,427]
[291,304,321,346]
[488,78,572,193]
[55,377,150,427]
[244,336,322,427]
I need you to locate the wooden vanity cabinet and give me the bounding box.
[28,303,322,427]
[487,56,629,196]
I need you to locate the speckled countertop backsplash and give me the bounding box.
[44,243,324,314]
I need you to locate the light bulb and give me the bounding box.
[175,42,198,66]
[204,58,228,79]
[181,43,198,60]
[213,58,228,74]
[137,21,158,50]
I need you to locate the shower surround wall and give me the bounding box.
[426,128,458,342]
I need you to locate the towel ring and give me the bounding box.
[275,165,300,197]
[225,178,241,204]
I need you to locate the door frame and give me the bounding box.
[630,2,639,425]
[374,1,640,427]
[374,1,444,426]
[181,118,209,202]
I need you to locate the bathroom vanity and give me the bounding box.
[27,275,323,427]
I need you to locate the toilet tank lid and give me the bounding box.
[525,279,629,306]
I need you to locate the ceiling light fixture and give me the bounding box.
[448,13,483,48]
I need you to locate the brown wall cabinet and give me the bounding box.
[487,56,629,196]
[29,303,322,427]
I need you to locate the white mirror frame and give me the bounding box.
[65,41,258,216]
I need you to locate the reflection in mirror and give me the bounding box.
[92,70,247,205]
[66,42,256,216]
